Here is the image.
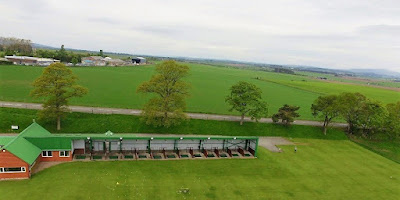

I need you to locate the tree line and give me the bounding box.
[29,61,399,141]
[312,93,400,140]
[0,37,33,56]
[0,36,106,64]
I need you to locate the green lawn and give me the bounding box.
[351,137,400,163]
[0,139,399,199]
[0,107,346,140]
[1,64,399,120]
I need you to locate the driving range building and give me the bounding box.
[0,122,259,180]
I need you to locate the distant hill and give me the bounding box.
[348,69,400,79]
[32,43,58,50]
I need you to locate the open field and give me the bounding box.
[296,71,400,89]
[1,64,399,120]
[0,139,399,199]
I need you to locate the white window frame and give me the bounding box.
[42,151,53,157]
[59,151,70,157]
[0,167,26,173]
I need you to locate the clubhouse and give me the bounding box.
[0,122,259,180]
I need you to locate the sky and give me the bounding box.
[1,0,400,72]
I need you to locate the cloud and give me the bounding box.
[358,24,400,36]
[1,0,400,71]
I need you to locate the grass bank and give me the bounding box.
[0,107,346,140]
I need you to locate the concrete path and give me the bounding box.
[0,101,347,127]
[31,161,64,174]
[258,137,294,152]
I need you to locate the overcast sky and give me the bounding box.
[1,0,400,71]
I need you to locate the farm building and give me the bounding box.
[132,57,146,64]
[4,55,60,66]
[0,122,259,180]
[81,56,130,66]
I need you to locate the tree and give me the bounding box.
[385,102,400,140]
[0,37,32,55]
[57,45,67,62]
[337,92,367,134]
[99,50,104,57]
[71,57,78,66]
[357,100,386,138]
[30,63,88,130]
[272,104,300,125]
[311,95,340,135]
[225,81,268,125]
[137,60,190,127]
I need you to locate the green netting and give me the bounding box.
[124,155,134,159]
[76,155,86,159]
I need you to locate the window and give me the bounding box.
[0,167,26,173]
[59,151,70,157]
[42,151,53,157]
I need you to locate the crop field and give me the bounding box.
[0,139,398,199]
[296,71,400,89]
[1,64,399,120]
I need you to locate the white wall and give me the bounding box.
[93,141,104,151]
[176,139,201,150]
[73,140,85,149]
[150,139,175,151]
[202,139,224,150]
[121,140,148,151]
[110,141,120,151]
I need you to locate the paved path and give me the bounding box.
[0,101,347,127]
[258,137,294,152]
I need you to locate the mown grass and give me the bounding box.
[351,137,400,163]
[2,64,398,120]
[0,139,399,199]
[0,107,346,140]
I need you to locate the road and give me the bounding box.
[0,101,348,127]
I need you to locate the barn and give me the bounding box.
[0,122,259,180]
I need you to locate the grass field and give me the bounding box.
[0,139,399,199]
[296,71,400,88]
[0,107,347,140]
[1,64,399,120]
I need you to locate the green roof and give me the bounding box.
[2,122,51,165]
[25,137,72,150]
[0,136,16,146]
